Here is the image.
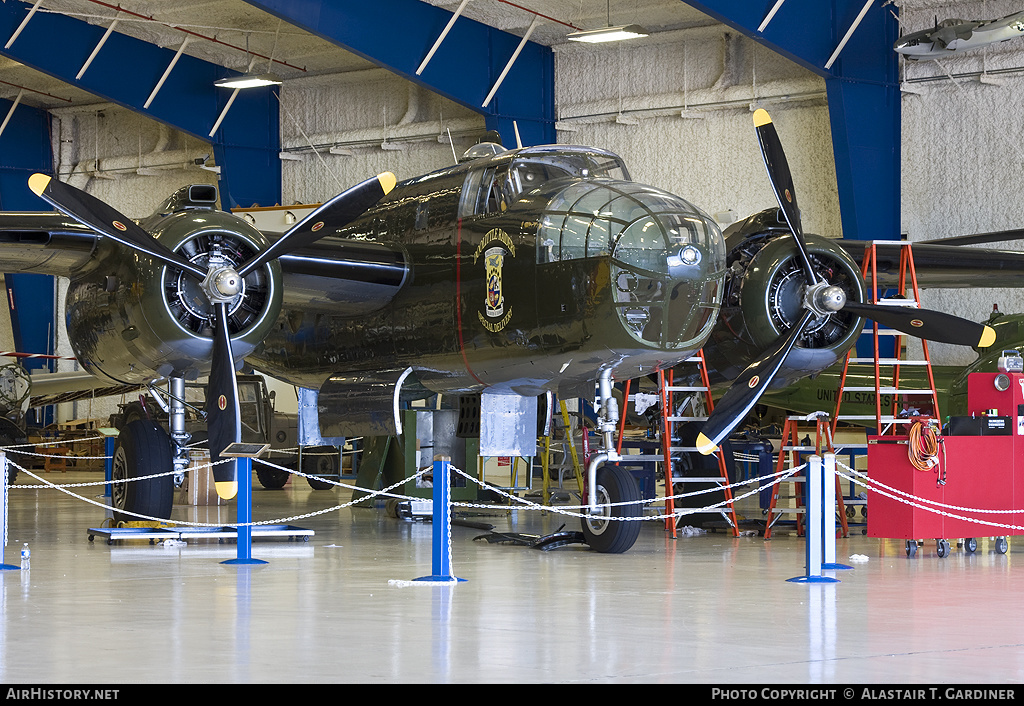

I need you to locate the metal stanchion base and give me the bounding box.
[413,575,466,583]
[221,558,269,566]
[787,575,840,584]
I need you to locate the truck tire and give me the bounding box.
[302,446,339,490]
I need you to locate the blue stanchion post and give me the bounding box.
[788,454,841,584]
[0,452,17,570]
[103,435,116,498]
[415,455,465,583]
[222,457,267,566]
[821,453,852,572]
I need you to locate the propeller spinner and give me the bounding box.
[30,171,397,497]
[696,110,995,455]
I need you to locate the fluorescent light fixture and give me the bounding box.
[566,24,648,43]
[214,72,283,89]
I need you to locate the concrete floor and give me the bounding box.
[1,467,1023,685]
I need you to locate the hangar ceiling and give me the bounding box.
[0,0,716,110]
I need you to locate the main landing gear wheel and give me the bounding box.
[111,420,173,524]
[581,464,642,554]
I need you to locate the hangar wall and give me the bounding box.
[898,0,1024,367]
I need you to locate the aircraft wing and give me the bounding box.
[0,211,409,315]
[838,239,1024,289]
[29,369,144,407]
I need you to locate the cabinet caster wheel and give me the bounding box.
[936,539,950,558]
[996,537,1008,554]
[965,537,977,553]
[906,540,917,557]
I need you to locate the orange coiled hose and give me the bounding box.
[908,420,945,483]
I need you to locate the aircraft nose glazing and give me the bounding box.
[538,180,725,350]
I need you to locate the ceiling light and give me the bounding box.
[214,73,283,89]
[566,24,648,43]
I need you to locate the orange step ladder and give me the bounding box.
[764,413,848,538]
[617,351,740,539]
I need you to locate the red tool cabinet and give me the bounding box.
[867,372,1022,555]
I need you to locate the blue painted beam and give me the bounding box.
[683,1,901,241]
[244,0,555,147]
[0,2,280,209]
[0,97,57,426]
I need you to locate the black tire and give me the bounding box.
[256,462,290,489]
[906,540,917,557]
[937,539,949,558]
[302,446,339,490]
[581,464,642,553]
[0,431,18,486]
[111,420,173,524]
[996,537,1009,554]
[965,537,978,553]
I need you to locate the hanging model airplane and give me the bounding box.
[0,111,998,553]
[894,11,1024,59]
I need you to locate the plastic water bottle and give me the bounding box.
[19,543,29,570]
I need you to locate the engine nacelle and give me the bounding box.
[702,209,866,389]
[64,206,283,384]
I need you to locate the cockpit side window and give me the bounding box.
[459,166,516,217]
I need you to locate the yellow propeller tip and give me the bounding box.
[979,325,996,348]
[28,173,51,197]
[695,433,718,456]
[752,108,772,128]
[215,481,238,500]
[378,172,397,195]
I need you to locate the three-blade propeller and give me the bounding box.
[696,110,995,455]
[30,171,397,497]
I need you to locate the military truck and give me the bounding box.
[110,374,340,490]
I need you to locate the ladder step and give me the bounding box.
[841,387,934,394]
[782,446,818,451]
[847,358,931,364]
[874,298,919,307]
[664,386,708,392]
[670,476,727,484]
[666,416,708,422]
[837,415,915,423]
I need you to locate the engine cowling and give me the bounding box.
[702,209,866,389]
[65,208,283,384]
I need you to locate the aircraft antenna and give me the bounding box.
[446,127,457,163]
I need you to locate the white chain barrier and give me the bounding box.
[7,432,1024,536]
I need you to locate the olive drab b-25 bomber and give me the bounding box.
[0,110,995,553]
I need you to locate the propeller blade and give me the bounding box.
[237,172,397,278]
[842,301,996,348]
[697,310,815,455]
[28,174,207,280]
[206,302,241,500]
[752,109,819,285]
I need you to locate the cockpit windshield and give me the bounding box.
[459,147,629,218]
[508,147,629,195]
